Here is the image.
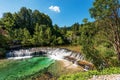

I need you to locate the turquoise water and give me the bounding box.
[0,57,54,80]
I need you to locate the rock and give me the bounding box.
[77,60,94,70]
[89,74,120,80]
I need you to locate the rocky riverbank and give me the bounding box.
[89,74,120,80]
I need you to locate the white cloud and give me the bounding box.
[49,5,60,13]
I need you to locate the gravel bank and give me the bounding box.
[89,74,120,80]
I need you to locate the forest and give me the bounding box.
[0,7,82,57]
[0,0,120,80]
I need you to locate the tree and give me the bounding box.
[1,7,52,35]
[2,12,15,29]
[13,28,24,41]
[52,24,65,45]
[32,10,52,28]
[17,7,33,34]
[45,27,52,45]
[71,23,80,45]
[0,34,8,58]
[21,28,31,46]
[80,21,107,69]
[61,26,67,35]
[71,23,79,33]
[89,0,120,61]
[82,18,88,24]
[57,37,64,45]
[33,24,45,46]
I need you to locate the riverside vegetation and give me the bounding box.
[0,0,120,80]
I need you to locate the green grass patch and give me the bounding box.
[58,67,120,80]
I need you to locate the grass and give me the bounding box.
[58,67,120,80]
[0,57,54,80]
[57,45,82,53]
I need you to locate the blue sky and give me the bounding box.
[0,0,94,27]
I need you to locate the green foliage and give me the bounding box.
[0,48,6,58]
[89,0,119,19]
[82,18,88,24]
[0,34,8,48]
[21,28,32,46]
[59,67,120,80]
[80,22,103,69]
[69,23,81,45]
[2,7,52,35]
[14,28,24,41]
[96,44,120,66]
[0,7,82,47]
[2,12,15,29]
[0,7,70,47]
[0,34,8,57]
[57,37,64,45]
[32,24,54,46]
[89,0,120,61]
[33,24,44,46]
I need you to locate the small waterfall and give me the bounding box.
[6,49,33,59]
[6,48,95,70]
[6,48,84,62]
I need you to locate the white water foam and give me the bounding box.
[8,56,32,60]
[7,48,84,60]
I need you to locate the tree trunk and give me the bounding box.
[118,52,120,61]
[116,47,120,61]
[117,48,120,62]
[113,43,120,61]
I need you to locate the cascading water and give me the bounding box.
[6,48,84,62]
[6,49,33,59]
[6,48,88,71]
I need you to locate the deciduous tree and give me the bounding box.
[90,0,120,61]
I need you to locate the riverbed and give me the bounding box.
[0,57,54,80]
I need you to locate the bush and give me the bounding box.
[59,67,120,80]
[0,48,6,58]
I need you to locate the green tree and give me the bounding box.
[45,27,52,45]
[14,28,24,41]
[0,34,8,58]
[21,28,31,46]
[57,37,64,45]
[2,12,15,29]
[51,35,57,46]
[52,24,65,45]
[82,18,88,24]
[33,24,45,46]
[89,0,120,61]
[17,7,33,34]
[1,7,52,35]
[80,22,107,69]
[1,12,15,40]
[71,23,80,45]
[61,26,67,35]
[32,10,52,27]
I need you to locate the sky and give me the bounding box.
[0,0,94,27]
